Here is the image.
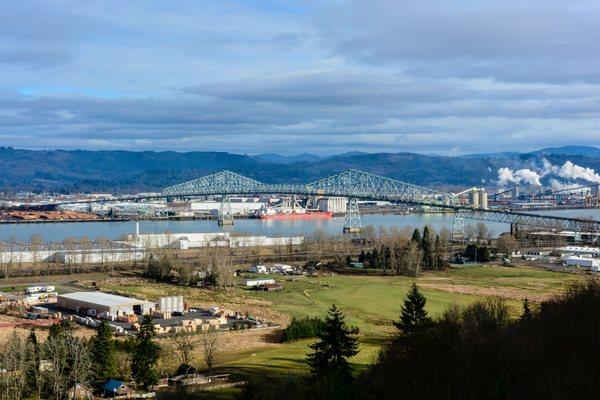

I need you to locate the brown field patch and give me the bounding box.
[419,282,558,302]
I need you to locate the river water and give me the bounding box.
[1,209,599,242]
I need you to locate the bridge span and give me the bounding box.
[163,170,600,235]
[6,169,600,235]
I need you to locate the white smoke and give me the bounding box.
[499,159,600,188]
[556,160,600,183]
[497,167,515,186]
[549,179,587,193]
[497,167,542,187]
[540,158,558,177]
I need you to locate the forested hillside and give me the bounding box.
[0,146,599,193]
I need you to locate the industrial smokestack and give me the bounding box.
[136,222,140,236]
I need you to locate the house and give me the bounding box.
[249,264,268,274]
[102,379,134,397]
[66,383,93,400]
[272,263,293,273]
[255,283,283,292]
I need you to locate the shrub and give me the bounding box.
[282,316,325,342]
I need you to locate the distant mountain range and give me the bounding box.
[0,145,599,193]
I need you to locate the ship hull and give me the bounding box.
[258,212,333,220]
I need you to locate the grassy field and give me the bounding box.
[238,264,583,336]
[74,264,586,398]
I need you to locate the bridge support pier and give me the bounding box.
[510,223,518,237]
[343,198,362,234]
[452,216,465,241]
[217,196,234,226]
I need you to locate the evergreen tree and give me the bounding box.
[25,328,42,399]
[421,226,433,269]
[307,305,359,382]
[345,255,352,267]
[378,244,386,269]
[434,235,443,270]
[91,320,118,382]
[411,228,422,244]
[464,244,478,261]
[394,283,431,334]
[383,246,391,273]
[370,248,379,268]
[477,246,491,262]
[131,315,161,389]
[520,298,533,322]
[358,250,366,263]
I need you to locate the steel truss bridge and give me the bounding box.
[163,170,600,234]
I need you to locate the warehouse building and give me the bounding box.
[57,292,154,316]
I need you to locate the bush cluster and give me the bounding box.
[282,316,325,342]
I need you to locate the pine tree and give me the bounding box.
[358,250,366,263]
[520,298,532,322]
[477,246,491,262]
[383,246,391,273]
[434,235,443,270]
[307,305,359,382]
[131,315,161,389]
[411,228,422,244]
[370,248,379,268]
[394,283,431,334]
[91,320,118,383]
[25,328,42,399]
[421,226,433,269]
[345,255,352,267]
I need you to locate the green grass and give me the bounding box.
[237,264,579,336]
[92,264,584,399]
[218,265,584,386]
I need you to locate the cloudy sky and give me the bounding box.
[1,0,600,155]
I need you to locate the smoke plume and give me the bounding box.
[497,167,542,187]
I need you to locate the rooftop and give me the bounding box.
[58,291,153,307]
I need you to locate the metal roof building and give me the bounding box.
[57,291,154,316]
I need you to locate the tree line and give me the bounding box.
[354,227,446,276]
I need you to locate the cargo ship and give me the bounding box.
[255,205,333,220]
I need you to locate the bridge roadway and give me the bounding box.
[9,170,600,233]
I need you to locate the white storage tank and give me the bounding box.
[469,190,480,208]
[479,189,488,209]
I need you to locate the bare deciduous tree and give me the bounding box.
[171,331,198,366]
[496,234,518,258]
[201,329,219,375]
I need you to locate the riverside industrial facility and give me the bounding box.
[0,227,304,265]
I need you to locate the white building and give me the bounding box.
[250,264,268,274]
[0,244,145,264]
[318,197,347,213]
[272,263,293,273]
[555,246,600,258]
[565,256,600,271]
[127,232,303,250]
[190,200,265,215]
[245,279,275,287]
[57,292,154,316]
